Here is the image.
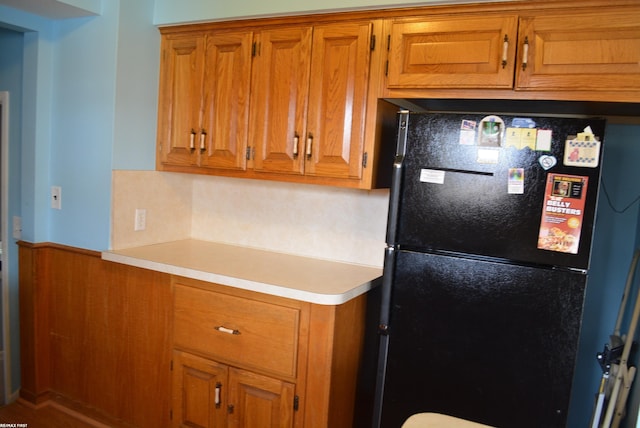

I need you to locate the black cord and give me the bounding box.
[601,179,640,214]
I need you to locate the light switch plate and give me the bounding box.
[12,216,21,240]
[51,186,62,209]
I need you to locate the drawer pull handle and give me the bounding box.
[214,325,241,335]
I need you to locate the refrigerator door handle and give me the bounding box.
[386,160,403,245]
[386,111,409,246]
[372,245,397,428]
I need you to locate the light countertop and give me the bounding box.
[101,239,382,305]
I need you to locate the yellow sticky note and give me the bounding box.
[505,127,523,149]
[520,129,537,150]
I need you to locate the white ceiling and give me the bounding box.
[0,0,99,19]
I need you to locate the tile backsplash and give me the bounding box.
[111,170,389,267]
[111,170,193,249]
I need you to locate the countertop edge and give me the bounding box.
[101,249,380,305]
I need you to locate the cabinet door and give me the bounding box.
[227,367,295,428]
[157,33,205,167]
[386,15,518,88]
[516,10,640,91]
[305,22,373,180]
[172,351,227,428]
[200,31,253,171]
[250,26,313,175]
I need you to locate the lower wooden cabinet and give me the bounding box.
[18,243,375,427]
[172,350,295,428]
[172,351,227,428]
[228,367,296,428]
[170,278,368,428]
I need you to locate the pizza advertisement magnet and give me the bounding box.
[537,174,589,254]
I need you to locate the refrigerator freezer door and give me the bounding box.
[379,250,586,428]
[392,112,605,270]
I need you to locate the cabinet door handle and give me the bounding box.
[501,35,509,68]
[214,325,241,335]
[200,129,206,152]
[215,382,222,408]
[189,129,196,151]
[293,134,299,159]
[306,134,313,159]
[522,36,529,71]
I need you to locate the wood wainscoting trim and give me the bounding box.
[18,241,54,404]
[17,241,172,427]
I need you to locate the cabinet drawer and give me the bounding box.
[173,284,300,378]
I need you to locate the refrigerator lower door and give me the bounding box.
[379,250,586,428]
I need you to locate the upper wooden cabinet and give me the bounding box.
[202,32,253,170]
[383,6,640,96]
[156,32,206,168]
[156,2,640,187]
[306,23,375,180]
[157,30,252,171]
[250,26,313,176]
[386,15,519,89]
[516,10,640,91]
[158,19,388,189]
[250,21,376,181]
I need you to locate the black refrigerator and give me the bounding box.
[372,111,606,428]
